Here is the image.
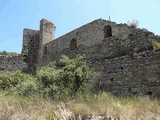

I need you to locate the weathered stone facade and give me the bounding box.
[3,18,160,97]
[22,29,40,73]
[0,55,27,72]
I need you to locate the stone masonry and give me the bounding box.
[0,55,27,72]
[2,18,160,97]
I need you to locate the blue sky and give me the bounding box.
[0,0,160,53]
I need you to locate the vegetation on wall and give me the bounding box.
[148,38,160,51]
[0,50,18,56]
[127,20,139,29]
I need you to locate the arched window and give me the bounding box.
[70,38,77,50]
[104,25,112,38]
[44,46,48,55]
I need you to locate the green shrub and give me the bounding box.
[148,38,160,51]
[15,79,40,96]
[36,65,63,99]
[0,71,33,89]
[0,50,18,56]
[0,71,41,96]
[0,55,98,100]
[37,55,98,100]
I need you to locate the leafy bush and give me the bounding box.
[0,71,41,96]
[0,55,98,99]
[37,55,98,100]
[148,38,160,51]
[0,71,33,89]
[15,79,40,96]
[0,50,18,56]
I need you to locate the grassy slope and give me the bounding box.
[0,91,55,120]
[0,91,160,120]
[0,55,160,119]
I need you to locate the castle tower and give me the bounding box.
[38,19,56,65]
[21,28,40,74]
[40,19,55,45]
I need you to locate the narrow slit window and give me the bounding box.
[23,54,28,62]
[44,46,48,55]
[70,38,77,50]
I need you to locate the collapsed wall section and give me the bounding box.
[0,55,27,72]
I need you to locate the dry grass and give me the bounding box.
[0,91,160,120]
[0,91,53,120]
[119,97,160,120]
[67,93,160,120]
[127,20,139,29]
[0,91,75,120]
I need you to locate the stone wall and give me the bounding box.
[45,37,159,97]
[22,28,39,63]
[45,19,133,51]
[20,18,160,97]
[38,19,55,66]
[88,50,160,97]
[0,55,27,72]
[39,19,55,45]
[41,19,134,64]
[22,28,40,74]
[42,20,154,65]
[39,19,160,97]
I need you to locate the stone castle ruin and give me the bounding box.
[1,19,160,97]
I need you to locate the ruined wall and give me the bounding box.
[20,19,160,97]
[50,35,159,97]
[49,19,133,51]
[42,19,135,65]
[39,19,55,45]
[38,19,55,65]
[89,50,160,97]
[22,28,40,73]
[0,55,27,72]
[39,19,160,97]
[42,19,153,64]
[22,29,39,62]
[0,28,39,73]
